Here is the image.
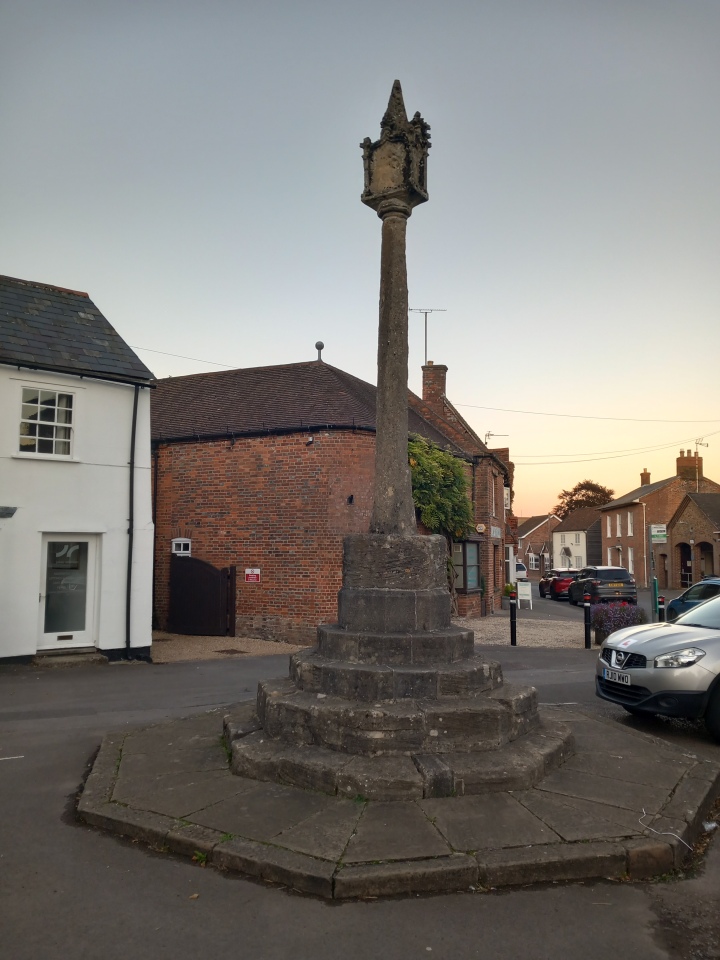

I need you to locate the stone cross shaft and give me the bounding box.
[361,80,431,535]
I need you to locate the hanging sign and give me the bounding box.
[650,525,667,544]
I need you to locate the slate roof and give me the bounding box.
[0,274,153,383]
[683,494,720,527]
[553,507,602,533]
[151,361,466,455]
[599,477,675,510]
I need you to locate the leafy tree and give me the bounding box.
[408,436,473,544]
[552,480,614,519]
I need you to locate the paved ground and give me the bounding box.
[79,699,718,899]
[2,633,719,959]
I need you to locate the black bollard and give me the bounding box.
[658,596,666,623]
[583,593,592,649]
[510,591,517,646]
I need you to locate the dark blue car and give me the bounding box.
[666,577,720,622]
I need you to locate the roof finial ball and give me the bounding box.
[315,341,324,361]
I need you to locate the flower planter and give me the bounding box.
[594,629,608,646]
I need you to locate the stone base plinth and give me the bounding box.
[228,533,572,797]
[227,710,574,800]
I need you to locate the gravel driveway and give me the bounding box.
[152,614,588,663]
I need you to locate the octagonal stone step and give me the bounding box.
[256,678,539,756]
[225,711,573,800]
[289,649,502,702]
[316,624,475,665]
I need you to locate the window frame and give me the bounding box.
[18,386,75,459]
[452,539,482,594]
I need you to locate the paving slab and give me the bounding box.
[513,788,645,842]
[535,766,671,814]
[343,801,450,862]
[561,749,692,789]
[189,778,331,840]
[112,768,246,819]
[77,705,720,899]
[273,799,364,860]
[420,792,561,851]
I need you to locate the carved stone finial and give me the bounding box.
[380,79,409,135]
[360,80,431,217]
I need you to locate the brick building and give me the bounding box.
[151,358,513,643]
[415,363,513,612]
[666,494,720,589]
[515,515,561,579]
[599,451,720,588]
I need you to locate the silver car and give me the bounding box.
[595,594,720,740]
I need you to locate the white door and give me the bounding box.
[38,535,98,650]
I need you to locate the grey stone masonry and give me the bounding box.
[227,531,573,797]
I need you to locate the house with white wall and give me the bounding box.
[551,507,602,570]
[0,274,154,662]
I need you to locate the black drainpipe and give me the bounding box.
[125,384,140,658]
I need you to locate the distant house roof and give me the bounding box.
[681,493,720,528]
[553,507,602,532]
[151,360,465,454]
[0,274,153,384]
[599,477,675,510]
[516,515,557,539]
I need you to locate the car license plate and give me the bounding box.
[608,582,623,588]
[603,668,630,685]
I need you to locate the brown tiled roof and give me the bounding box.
[0,274,153,383]
[516,515,556,539]
[553,507,602,532]
[151,361,465,453]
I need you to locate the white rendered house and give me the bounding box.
[551,507,603,571]
[0,275,154,661]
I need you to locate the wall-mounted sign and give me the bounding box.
[650,524,667,544]
[245,568,261,583]
[490,525,502,540]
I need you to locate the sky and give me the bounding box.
[2,0,719,516]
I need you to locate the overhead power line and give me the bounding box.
[455,402,720,425]
[130,343,719,427]
[514,429,720,466]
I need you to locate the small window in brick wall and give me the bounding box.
[171,538,192,557]
[452,541,481,592]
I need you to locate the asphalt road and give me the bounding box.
[1,648,718,960]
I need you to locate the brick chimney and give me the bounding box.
[677,448,702,481]
[422,362,448,406]
[640,468,651,486]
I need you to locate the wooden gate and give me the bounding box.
[168,556,236,636]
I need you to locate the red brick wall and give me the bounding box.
[153,430,375,643]
[600,476,720,587]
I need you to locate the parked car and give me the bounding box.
[548,569,580,601]
[515,562,528,581]
[595,593,720,739]
[538,568,578,599]
[666,577,720,622]
[568,566,637,605]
